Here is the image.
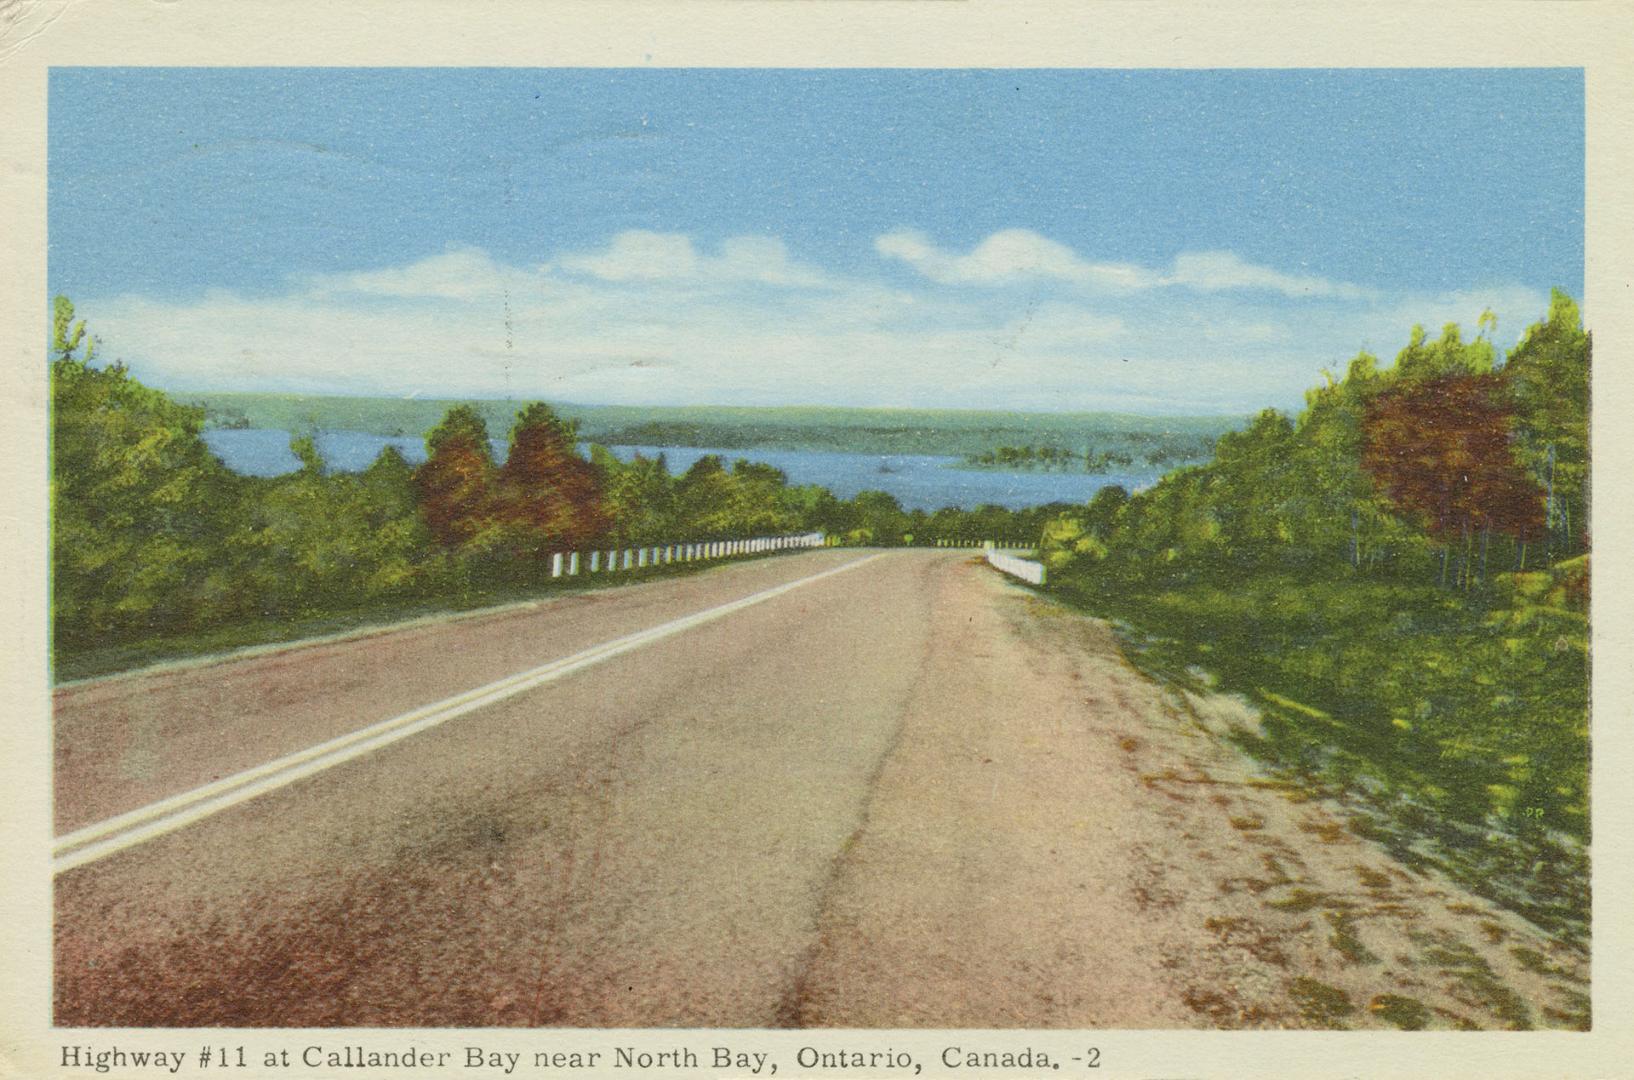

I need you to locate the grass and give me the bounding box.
[1354,865,1395,890]
[1289,978,1355,1027]
[1544,987,1591,1031]
[1266,888,1356,914]
[1050,559,1590,946]
[1509,945,1587,984]
[1325,911,1382,965]
[1423,937,1533,1030]
[1369,994,1432,1030]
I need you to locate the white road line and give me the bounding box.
[54,552,886,875]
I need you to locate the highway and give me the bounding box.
[53,549,1583,1029]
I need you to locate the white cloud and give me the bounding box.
[551,231,699,282]
[549,230,831,288]
[1168,251,1372,300]
[876,228,1158,290]
[1371,285,1552,350]
[876,228,1371,300]
[80,235,1556,415]
[298,248,520,301]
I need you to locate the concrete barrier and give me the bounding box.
[985,545,1046,585]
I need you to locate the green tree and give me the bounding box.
[849,490,911,546]
[592,445,675,544]
[50,298,239,646]
[673,455,739,539]
[1502,289,1589,557]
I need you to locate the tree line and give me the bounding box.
[49,297,1049,671]
[963,434,1217,473]
[1041,290,1587,585]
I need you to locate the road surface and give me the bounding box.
[54,549,1586,1028]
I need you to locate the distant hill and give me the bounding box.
[179,392,1247,459]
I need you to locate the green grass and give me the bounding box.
[1289,978,1355,1027]
[1051,557,1589,945]
[1424,938,1534,1030]
[1325,910,1382,965]
[1368,994,1431,1030]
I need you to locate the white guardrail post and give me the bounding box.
[556,532,824,582]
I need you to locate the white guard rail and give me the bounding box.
[548,532,825,579]
[984,544,1046,585]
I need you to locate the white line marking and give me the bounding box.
[54,553,886,874]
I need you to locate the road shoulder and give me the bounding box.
[788,560,1587,1030]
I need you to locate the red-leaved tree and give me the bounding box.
[416,405,498,549]
[1362,372,1544,584]
[495,403,611,552]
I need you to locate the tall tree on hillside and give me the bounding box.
[722,459,802,536]
[416,405,498,550]
[673,455,738,538]
[591,445,675,544]
[1502,289,1590,557]
[496,403,610,552]
[1286,350,1414,570]
[1393,321,1497,383]
[1205,408,1298,558]
[50,297,239,643]
[1363,372,1544,585]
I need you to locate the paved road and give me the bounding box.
[56,549,945,1026]
[53,549,1585,1029]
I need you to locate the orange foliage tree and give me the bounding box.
[495,403,611,553]
[1362,372,1544,584]
[415,405,499,550]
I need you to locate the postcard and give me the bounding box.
[3,2,1632,1078]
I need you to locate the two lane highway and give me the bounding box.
[55,549,950,1026]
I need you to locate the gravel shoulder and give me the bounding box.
[789,560,1588,1030]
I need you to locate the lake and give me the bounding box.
[200,428,1161,511]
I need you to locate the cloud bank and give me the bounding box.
[81,230,1553,414]
[874,229,1373,300]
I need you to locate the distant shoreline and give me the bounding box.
[180,391,1246,460]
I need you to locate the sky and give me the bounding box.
[48,68,1583,415]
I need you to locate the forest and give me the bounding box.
[49,297,1058,680]
[1037,291,1590,939]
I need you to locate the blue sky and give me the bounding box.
[49,68,1583,413]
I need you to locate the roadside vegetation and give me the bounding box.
[1038,291,1590,942]
[50,298,1051,681]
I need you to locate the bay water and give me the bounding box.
[201,428,1158,511]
